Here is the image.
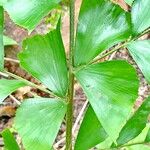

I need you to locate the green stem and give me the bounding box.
[66,0,75,149]
[74,42,128,73]
[91,28,150,65]
[135,27,150,40]
[117,142,146,149]
[66,73,74,150]
[91,42,127,64]
[74,27,150,73]
[3,70,59,98]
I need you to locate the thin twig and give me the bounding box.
[72,100,88,135]
[29,91,41,98]
[9,95,21,105]
[0,71,9,77]
[4,57,20,63]
[108,51,117,60]
[54,101,88,149]
[54,136,66,148]
[10,90,41,106]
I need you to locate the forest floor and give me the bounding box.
[0,0,150,149]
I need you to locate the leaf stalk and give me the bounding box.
[66,0,75,149]
[100,141,147,150]
[2,70,61,98]
[74,27,150,73]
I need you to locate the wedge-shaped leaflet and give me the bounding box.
[0,7,4,70]
[1,128,20,150]
[75,106,108,150]
[117,97,150,145]
[14,98,67,150]
[0,79,25,103]
[132,0,150,35]
[3,0,61,31]
[4,35,17,46]
[127,40,150,83]
[74,0,131,66]
[125,0,134,6]
[19,23,68,97]
[75,60,139,141]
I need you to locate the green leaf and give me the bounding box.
[74,0,131,66]
[0,0,6,6]
[75,106,108,150]
[96,137,113,150]
[3,0,61,31]
[0,79,26,103]
[111,125,150,149]
[125,0,134,6]
[75,60,139,142]
[127,40,150,83]
[4,35,17,46]
[145,127,150,142]
[1,128,20,150]
[125,144,150,150]
[132,0,150,35]
[14,98,66,150]
[117,97,150,145]
[0,6,4,70]
[19,22,68,97]
[127,125,150,145]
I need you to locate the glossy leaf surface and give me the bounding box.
[74,0,131,66]
[19,23,68,97]
[0,6,4,70]
[127,40,150,83]
[0,79,25,103]
[117,97,150,145]
[75,106,107,150]
[75,60,139,141]
[1,128,20,150]
[4,35,17,46]
[3,0,61,31]
[132,0,150,35]
[14,98,67,150]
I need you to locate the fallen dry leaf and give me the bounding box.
[0,106,16,117]
[15,86,32,100]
